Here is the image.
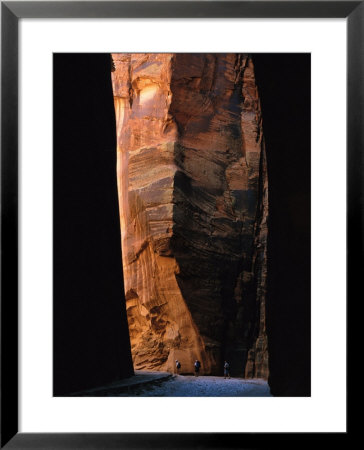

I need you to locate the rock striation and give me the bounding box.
[112,53,268,378]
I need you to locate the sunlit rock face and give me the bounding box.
[112,53,268,378]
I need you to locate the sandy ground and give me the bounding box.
[118,375,272,397]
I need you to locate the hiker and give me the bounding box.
[224,361,230,379]
[194,360,201,377]
[175,359,181,374]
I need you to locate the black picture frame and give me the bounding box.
[1,1,356,448]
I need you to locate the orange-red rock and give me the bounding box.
[112,53,268,378]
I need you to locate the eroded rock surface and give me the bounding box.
[112,53,268,378]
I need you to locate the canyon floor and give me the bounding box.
[118,374,272,397]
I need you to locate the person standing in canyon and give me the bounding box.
[224,361,231,379]
[175,360,181,374]
[194,360,201,377]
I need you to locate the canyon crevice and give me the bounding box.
[112,53,268,378]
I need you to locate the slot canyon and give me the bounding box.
[54,53,310,396]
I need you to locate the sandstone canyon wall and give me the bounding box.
[112,53,268,378]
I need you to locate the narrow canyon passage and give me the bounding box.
[54,53,310,397]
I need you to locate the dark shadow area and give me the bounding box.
[53,54,133,395]
[253,53,311,396]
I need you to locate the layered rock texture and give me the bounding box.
[112,53,268,378]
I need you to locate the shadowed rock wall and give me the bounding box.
[112,53,268,377]
[253,54,311,396]
[54,54,134,395]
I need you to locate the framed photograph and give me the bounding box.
[1,1,355,448]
